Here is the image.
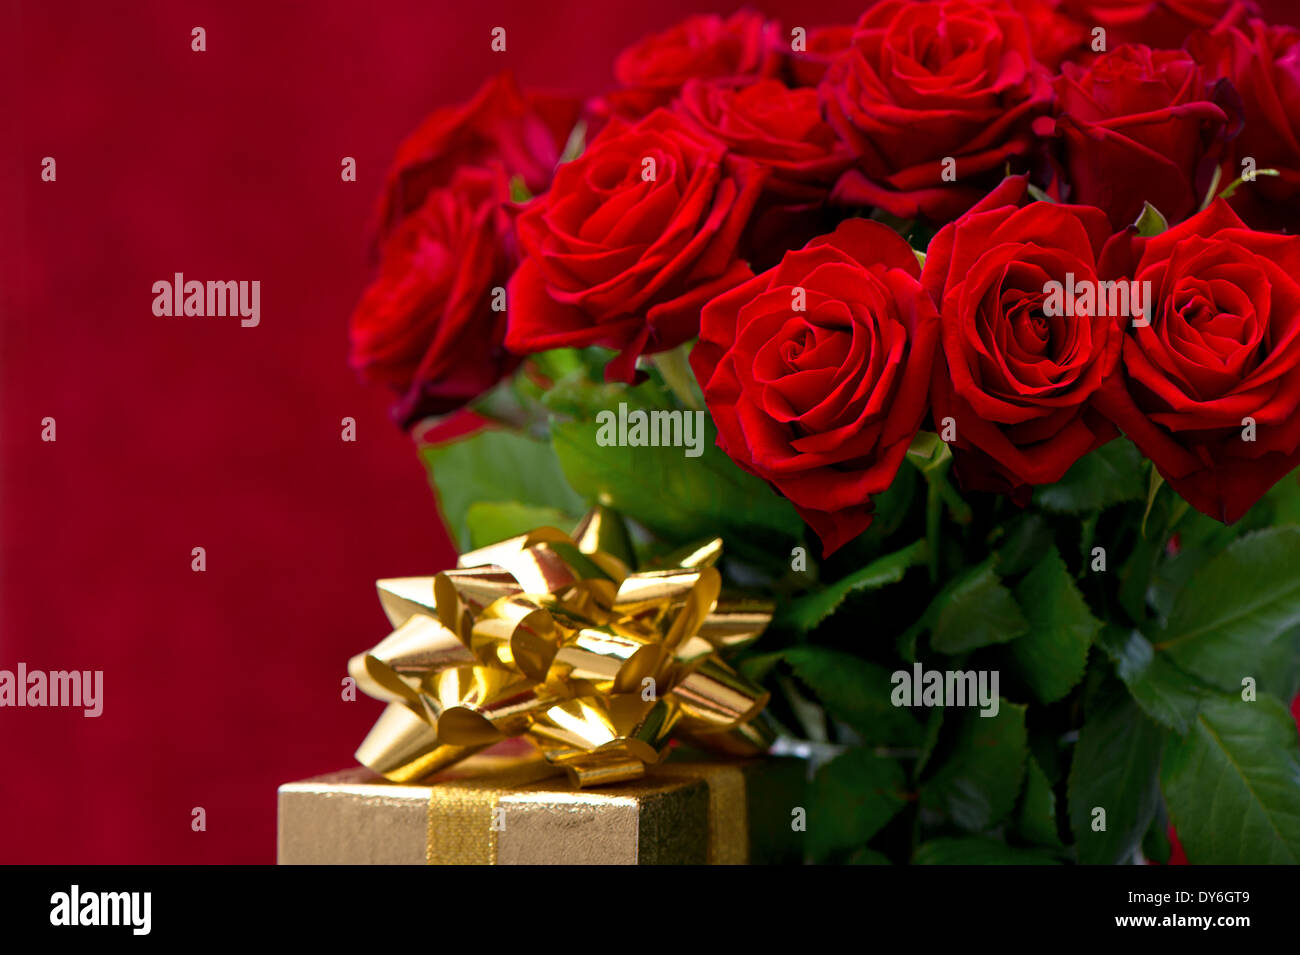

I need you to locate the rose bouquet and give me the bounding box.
[348,1,1300,864]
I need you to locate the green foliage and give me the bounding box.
[1154,528,1300,690]
[419,344,1300,865]
[1161,694,1300,864]
[1034,440,1145,514]
[1067,683,1166,864]
[1011,546,1101,703]
[807,748,908,862]
[920,701,1028,831]
[778,646,924,747]
[914,838,1062,865]
[925,561,1028,653]
[420,429,585,550]
[777,540,928,633]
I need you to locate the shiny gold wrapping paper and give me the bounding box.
[277,753,805,865]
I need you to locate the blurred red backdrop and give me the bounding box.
[4,0,1297,864]
[0,0,871,864]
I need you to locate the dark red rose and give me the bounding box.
[690,219,941,556]
[819,0,1053,223]
[1059,0,1254,52]
[1189,19,1300,232]
[375,72,580,240]
[1034,45,1235,229]
[784,24,854,87]
[505,109,764,382]
[601,10,781,118]
[673,77,852,265]
[1010,0,1091,69]
[922,176,1123,497]
[1093,201,1300,523]
[351,165,517,427]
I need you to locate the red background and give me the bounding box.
[0,0,871,864]
[4,0,1297,864]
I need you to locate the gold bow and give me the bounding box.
[349,507,775,787]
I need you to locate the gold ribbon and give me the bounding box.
[349,507,775,788]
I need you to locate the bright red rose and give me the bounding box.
[923,176,1123,497]
[690,219,941,556]
[602,10,781,118]
[1034,45,1235,229]
[1059,0,1254,52]
[1189,19,1300,232]
[506,109,764,382]
[1093,201,1300,523]
[673,77,852,265]
[375,72,580,239]
[350,165,517,427]
[783,24,854,87]
[819,0,1053,223]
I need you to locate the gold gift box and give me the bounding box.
[277,751,805,865]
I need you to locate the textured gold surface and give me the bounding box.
[277,768,430,865]
[276,753,802,865]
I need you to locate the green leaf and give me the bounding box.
[777,539,929,632]
[928,562,1028,654]
[551,417,802,547]
[1154,527,1300,690]
[1262,469,1300,524]
[913,838,1062,865]
[780,646,924,747]
[807,749,908,862]
[508,174,533,203]
[1035,440,1145,514]
[1025,181,1056,204]
[539,371,669,421]
[1098,627,1205,733]
[465,501,578,550]
[1011,546,1101,703]
[558,120,587,165]
[527,348,586,383]
[915,707,944,777]
[421,429,586,550]
[1160,694,1300,864]
[1141,467,1165,537]
[906,430,950,472]
[992,512,1053,578]
[1133,201,1169,237]
[846,847,891,864]
[920,701,1028,831]
[1142,810,1172,864]
[1067,683,1166,864]
[1018,756,1064,848]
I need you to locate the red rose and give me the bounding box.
[375,72,580,240]
[673,77,852,265]
[1034,45,1234,229]
[601,10,781,118]
[819,0,1053,222]
[1189,19,1300,232]
[783,24,854,87]
[350,165,517,427]
[505,109,764,382]
[1093,201,1300,523]
[1059,0,1254,52]
[1010,0,1091,69]
[690,219,941,556]
[923,176,1122,496]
